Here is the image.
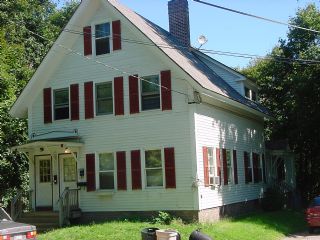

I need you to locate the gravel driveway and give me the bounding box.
[283,232,320,240]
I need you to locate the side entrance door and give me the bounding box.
[59,154,77,195]
[35,155,53,210]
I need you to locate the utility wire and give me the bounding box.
[193,0,320,34]
[63,27,320,65]
[10,21,190,99]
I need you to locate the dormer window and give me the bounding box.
[95,23,110,56]
[244,86,257,102]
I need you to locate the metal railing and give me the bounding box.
[11,190,23,221]
[58,188,80,227]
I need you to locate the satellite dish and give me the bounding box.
[198,35,208,45]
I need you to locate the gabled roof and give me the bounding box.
[10,0,270,118]
[107,0,269,116]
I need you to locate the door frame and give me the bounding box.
[34,155,53,210]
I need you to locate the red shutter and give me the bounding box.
[129,75,139,114]
[43,88,52,124]
[84,81,94,119]
[83,26,92,56]
[233,150,238,184]
[216,148,221,184]
[70,84,79,121]
[117,151,127,190]
[203,147,209,187]
[262,154,266,183]
[244,151,249,184]
[164,148,176,188]
[86,154,95,192]
[161,70,172,111]
[253,153,259,183]
[112,20,122,51]
[131,150,141,190]
[222,148,228,185]
[114,77,124,116]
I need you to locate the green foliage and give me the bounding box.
[0,0,79,206]
[241,3,320,204]
[151,211,173,225]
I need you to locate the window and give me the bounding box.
[141,75,160,111]
[54,88,69,120]
[99,153,115,190]
[252,91,257,101]
[39,159,51,183]
[96,82,113,115]
[95,23,110,55]
[246,153,253,183]
[256,154,262,182]
[207,147,217,185]
[226,150,233,184]
[145,149,163,187]
[63,157,76,182]
[245,87,250,99]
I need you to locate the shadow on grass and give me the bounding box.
[230,209,306,236]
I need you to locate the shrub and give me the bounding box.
[151,211,173,225]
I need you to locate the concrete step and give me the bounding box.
[17,211,60,233]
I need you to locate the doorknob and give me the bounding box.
[53,175,58,184]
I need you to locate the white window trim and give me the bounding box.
[225,149,234,185]
[91,20,113,58]
[139,74,162,112]
[94,81,114,116]
[246,152,253,184]
[52,87,70,121]
[142,148,165,189]
[96,152,117,191]
[207,147,218,186]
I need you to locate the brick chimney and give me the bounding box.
[168,0,191,47]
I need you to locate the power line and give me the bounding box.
[10,21,190,99]
[193,0,320,34]
[63,27,320,65]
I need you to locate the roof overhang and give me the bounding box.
[11,141,84,153]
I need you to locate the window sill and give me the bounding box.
[96,190,115,196]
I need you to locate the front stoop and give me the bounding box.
[17,211,59,233]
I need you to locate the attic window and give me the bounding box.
[95,23,110,56]
[54,88,69,120]
[244,87,257,102]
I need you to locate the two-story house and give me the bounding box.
[9,0,283,224]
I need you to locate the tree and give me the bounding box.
[0,0,79,206]
[241,4,320,204]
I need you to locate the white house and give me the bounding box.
[9,0,287,224]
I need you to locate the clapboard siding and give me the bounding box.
[28,3,197,211]
[194,104,265,210]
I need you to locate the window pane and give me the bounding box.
[252,91,257,101]
[99,172,114,190]
[245,87,250,98]
[96,83,113,115]
[55,107,69,120]
[99,153,114,171]
[96,38,110,55]
[146,169,163,187]
[141,95,160,110]
[39,159,51,183]
[97,83,112,98]
[141,76,159,93]
[64,157,76,182]
[55,89,69,105]
[96,23,110,38]
[54,88,69,120]
[145,150,161,168]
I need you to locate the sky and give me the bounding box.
[55,0,320,69]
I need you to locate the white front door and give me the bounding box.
[59,154,77,195]
[35,155,53,209]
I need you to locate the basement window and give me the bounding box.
[54,88,69,120]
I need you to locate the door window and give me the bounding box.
[39,159,51,183]
[63,157,76,182]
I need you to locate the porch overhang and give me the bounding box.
[11,141,84,153]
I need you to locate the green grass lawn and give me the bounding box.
[38,210,306,240]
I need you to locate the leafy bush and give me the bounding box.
[151,211,173,225]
